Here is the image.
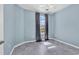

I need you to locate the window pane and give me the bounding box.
[40,14,45,40]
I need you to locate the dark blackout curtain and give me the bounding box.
[45,14,49,40]
[35,12,41,42]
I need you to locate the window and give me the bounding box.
[40,14,45,40]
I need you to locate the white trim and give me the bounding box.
[10,40,35,55]
[49,38,79,49]
[10,38,79,55]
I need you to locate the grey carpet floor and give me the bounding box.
[12,39,79,55]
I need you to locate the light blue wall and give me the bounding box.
[15,5,25,45]
[48,15,53,38]
[48,14,55,38]
[4,5,35,54]
[24,10,35,41]
[54,5,79,46]
[4,5,16,55]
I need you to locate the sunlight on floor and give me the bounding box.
[48,46,56,49]
[42,41,56,49]
[43,41,52,45]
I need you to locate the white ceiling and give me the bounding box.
[18,4,70,14]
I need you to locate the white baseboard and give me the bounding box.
[10,40,35,55]
[10,38,79,55]
[49,38,79,49]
